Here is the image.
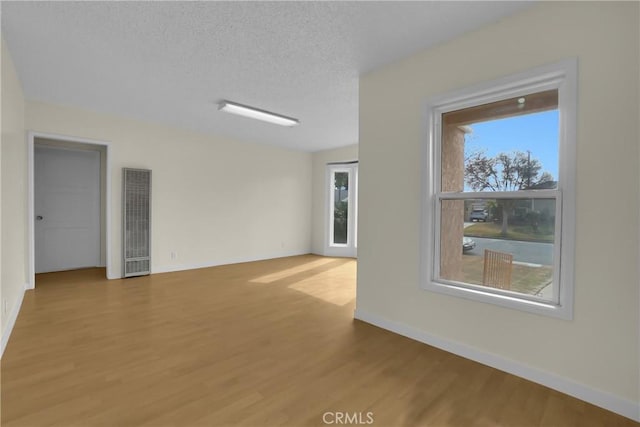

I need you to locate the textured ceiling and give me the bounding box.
[1,1,532,152]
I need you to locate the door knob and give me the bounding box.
[36,215,44,221]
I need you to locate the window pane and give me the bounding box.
[333,172,348,244]
[442,90,559,193]
[439,197,556,299]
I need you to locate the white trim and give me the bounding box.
[421,58,577,320]
[105,144,114,279]
[354,308,640,422]
[425,59,575,114]
[556,58,578,320]
[152,250,309,275]
[1,284,26,358]
[438,190,558,200]
[27,131,114,287]
[27,135,34,288]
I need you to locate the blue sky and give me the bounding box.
[465,110,559,181]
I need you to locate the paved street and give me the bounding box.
[464,235,554,266]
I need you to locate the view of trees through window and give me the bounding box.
[333,172,349,244]
[439,91,559,299]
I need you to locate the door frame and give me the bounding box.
[27,131,113,288]
[325,162,358,258]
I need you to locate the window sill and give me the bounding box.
[422,280,573,320]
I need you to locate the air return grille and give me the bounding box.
[122,168,151,277]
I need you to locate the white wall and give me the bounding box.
[311,144,358,255]
[358,1,639,420]
[1,38,27,349]
[25,101,312,278]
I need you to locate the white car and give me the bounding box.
[463,237,476,252]
[470,209,488,222]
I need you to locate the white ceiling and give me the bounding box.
[1,1,532,152]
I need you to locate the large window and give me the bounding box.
[422,60,577,318]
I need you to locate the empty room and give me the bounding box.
[1,1,639,426]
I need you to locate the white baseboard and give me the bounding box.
[152,251,311,275]
[1,284,27,358]
[354,308,640,422]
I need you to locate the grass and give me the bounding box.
[458,254,552,295]
[465,221,554,243]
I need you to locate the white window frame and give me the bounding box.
[421,59,577,319]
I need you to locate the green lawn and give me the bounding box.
[465,221,554,243]
[461,254,552,295]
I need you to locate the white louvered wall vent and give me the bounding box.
[122,168,152,277]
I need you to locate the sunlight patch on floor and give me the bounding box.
[287,261,356,306]
[251,257,337,284]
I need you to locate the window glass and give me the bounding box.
[333,171,349,245]
[440,198,556,298]
[437,90,559,302]
[442,91,559,193]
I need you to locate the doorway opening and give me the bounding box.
[326,162,358,257]
[28,132,112,288]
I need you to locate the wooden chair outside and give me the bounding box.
[482,249,513,290]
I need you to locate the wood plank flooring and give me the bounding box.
[1,255,637,426]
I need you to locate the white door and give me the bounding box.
[326,163,358,257]
[35,145,101,273]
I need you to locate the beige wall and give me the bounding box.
[358,0,639,414]
[25,101,312,278]
[1,38,27,339]
[311,144,358,255]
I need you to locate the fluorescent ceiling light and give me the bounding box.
[219,101,299,127]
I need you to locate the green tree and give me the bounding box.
[333,172,349,243]
[465,151,554,235]
[334,172,349,205]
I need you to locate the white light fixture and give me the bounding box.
[219,101,299,127]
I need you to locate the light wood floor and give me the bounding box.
[1,255,637,427]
